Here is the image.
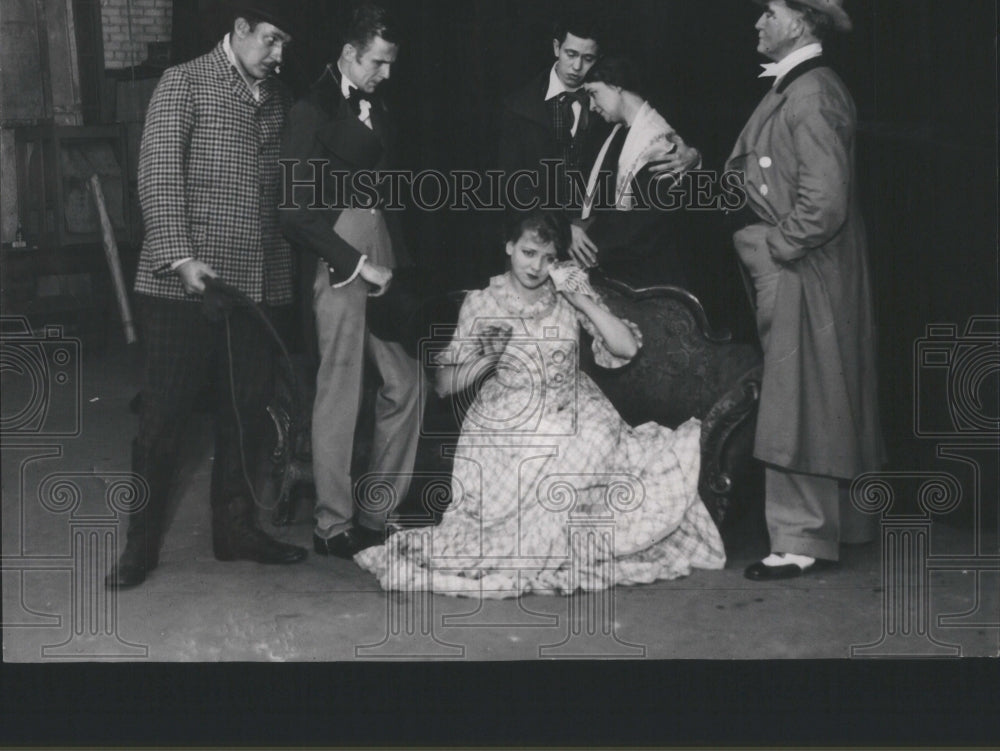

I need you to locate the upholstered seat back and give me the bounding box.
[582,278,760,429]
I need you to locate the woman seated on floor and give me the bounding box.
[354,211,725,598]
[573,55,702,288]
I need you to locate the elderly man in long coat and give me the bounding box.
[725,0,885,580]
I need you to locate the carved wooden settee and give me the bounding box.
[581,274,762,526]
[269,274,763,539]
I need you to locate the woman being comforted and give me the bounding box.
[355,213,725,597]
[572,55,703,288]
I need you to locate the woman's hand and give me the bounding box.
[435,324,512,398]
[549,262,591,295]
[477,324,512,358]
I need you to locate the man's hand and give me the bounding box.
[176,260,218,295]
[734,222,769,246]
[359,260,393,297]
[648,138,701,179]
[568,224,599,268]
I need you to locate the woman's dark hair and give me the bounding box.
[586,55,645,98]
[505,211,569,255]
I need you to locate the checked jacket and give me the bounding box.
[133,41,294,305]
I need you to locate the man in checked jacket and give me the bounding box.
[107,1,308,589]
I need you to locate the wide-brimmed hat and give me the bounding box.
[753,0,853,32]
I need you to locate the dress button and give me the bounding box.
[759,156,772,168]
[760,184,769,196]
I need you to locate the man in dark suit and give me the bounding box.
[280,2,421,560]
[106,1,309,589]
[498,14,610,267]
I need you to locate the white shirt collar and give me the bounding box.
[545,64,580,101]
[339,67,357,99]
[223,33,262,101]
[759,42,823,87]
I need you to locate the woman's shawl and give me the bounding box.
[615,102,678,210]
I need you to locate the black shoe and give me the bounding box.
[105,561,148,589]
[744,557,838,581]
[313,526,386,559]
[214,524,308,564]
[213,498,308,564]
[105,541,158,590]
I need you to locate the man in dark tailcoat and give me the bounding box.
[280,2,421,560]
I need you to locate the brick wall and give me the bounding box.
[101,0,171,69]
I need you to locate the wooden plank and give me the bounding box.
[88,173,136,343]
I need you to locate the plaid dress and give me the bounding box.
[355,274,725,598]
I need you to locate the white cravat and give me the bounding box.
[338,65,373,129]
[759,42,823,87]
[545,64,583,137]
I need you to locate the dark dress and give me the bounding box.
[582,105,696,289]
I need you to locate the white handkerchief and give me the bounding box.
[549,261,598,299]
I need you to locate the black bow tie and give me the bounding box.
[347,86,371,115]
[559,89,590,107]
[557,89,590,134]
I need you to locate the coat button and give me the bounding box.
[759,156,772,168]
[760,184,769,196]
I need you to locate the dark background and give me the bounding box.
[173,0,998,517]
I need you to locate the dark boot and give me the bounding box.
[105,508,161,589]
[212,495,307,564]
[106,439,169,589]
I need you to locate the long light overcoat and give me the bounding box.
[725,59,884,478]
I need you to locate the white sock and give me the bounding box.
[761,552,816,569]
